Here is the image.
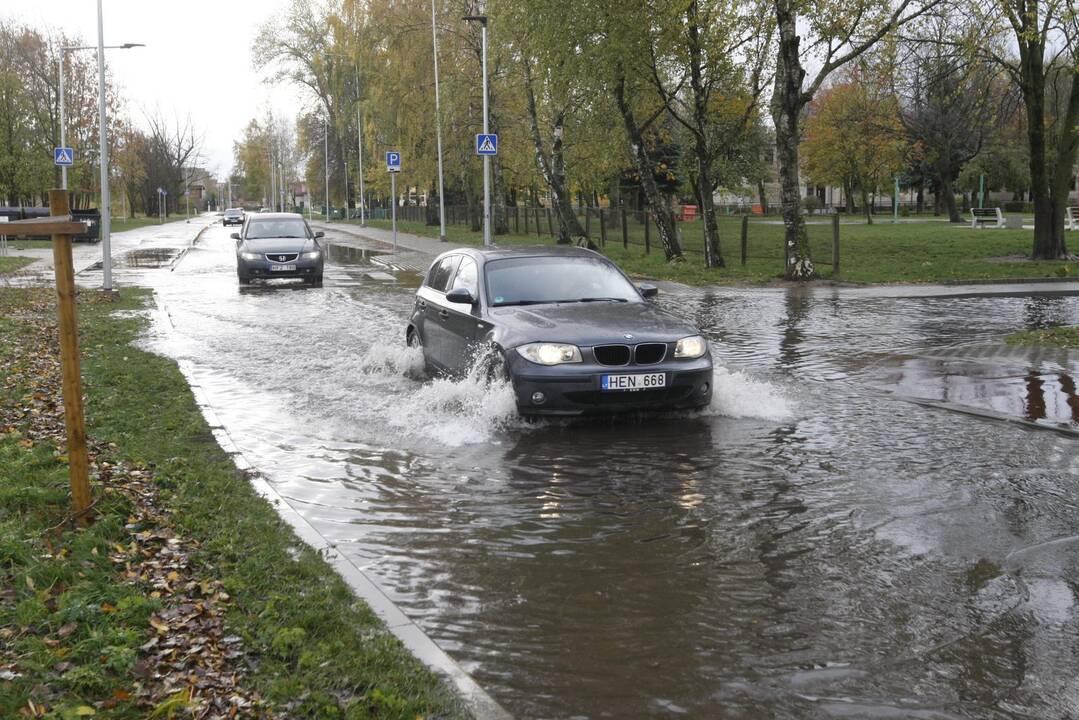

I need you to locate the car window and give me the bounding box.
[425,256,461,292]
[449,257,478,296]
[484,256,641,306]
[245,219,310,239]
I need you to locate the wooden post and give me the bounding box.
[523,206,529,233]
[599,210,607,247]
[644,211,651,254]
[50,189,92,525]
[514,207,519,234]
[621,206,629,248]
[740,215,748,266]
[832,212,840,275]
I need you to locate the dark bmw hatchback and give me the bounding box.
[406,246,713,415]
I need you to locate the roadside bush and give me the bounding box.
[803,196,820,214]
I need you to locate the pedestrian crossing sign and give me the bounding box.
[54,147,74,166]
[475,133,498,156]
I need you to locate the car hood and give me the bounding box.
[488,300,700,347]
[242,238,315,254]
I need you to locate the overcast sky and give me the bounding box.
[12,0,310,178]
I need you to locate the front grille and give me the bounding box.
[594,344,631,366]
[634,343,666,364]
[266,253,299,263]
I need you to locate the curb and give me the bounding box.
[150,295,512,720]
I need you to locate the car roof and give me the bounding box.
[443,245,602,263]
[245,212,304,221]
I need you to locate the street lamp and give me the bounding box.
[432,0,447,241]
[323,113,330,222]
[463,14,491,247]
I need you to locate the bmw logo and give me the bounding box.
[624,333,634,340]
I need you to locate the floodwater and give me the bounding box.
[88,221,1079,719]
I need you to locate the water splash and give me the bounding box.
[359,342,426,379]
[705,366,795,421]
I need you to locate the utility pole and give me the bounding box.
[95,0,112,290]
[432,0,447,241]
[464,14,491,247]
[357,102,365,227]
[324,114,330,222]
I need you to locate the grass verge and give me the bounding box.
[0,257,34,275]
[348,215,1076,286]
[1005,326,1079,348]
[0,287,469,719]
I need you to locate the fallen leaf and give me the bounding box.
[75,707,95,716]
[57,622,77,638]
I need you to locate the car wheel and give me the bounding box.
[309,273,323,286]
[477,345,510,384]
[238,271,250,285]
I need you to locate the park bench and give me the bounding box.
[1066,206,1079,231]
[970,207,1005,228]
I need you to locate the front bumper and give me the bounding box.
[237,255,323,280]
[506,353,714,415]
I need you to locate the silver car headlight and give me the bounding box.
[516,343,583,365]
[240,252,261,261]
[302,250,321,260]
[674,335,707,359]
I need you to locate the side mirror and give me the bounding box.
[445,287,476,305]
[314,231,324,238]
[638,284,659,298]
[230,232,241,241]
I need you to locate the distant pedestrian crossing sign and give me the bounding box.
[54,147,74,166]
[475,133,497,156]
[386,151,401,172]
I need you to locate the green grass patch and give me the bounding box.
[349,214,1076,285]
[0,287,469,719]
[1005,326,1079,348]
[0,256,33,275]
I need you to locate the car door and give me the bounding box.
[441,256,480,373]
[416,255,460,371]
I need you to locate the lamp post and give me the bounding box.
[432,0,447,241]
[463,14,490,247]
[324,113,330,222]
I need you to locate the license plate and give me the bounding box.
[269,264,296,272]
[600,372,666,391]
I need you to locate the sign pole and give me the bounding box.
[391,172,397,253]
[432,0,447,242]
[59,52,67,190]
[480,20,491,247]
[49,189,93,525]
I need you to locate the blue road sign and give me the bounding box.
[475,133,498,156]
[54,147,74,166]
[386,151,401,172]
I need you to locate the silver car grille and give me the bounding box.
[266,253,299,263]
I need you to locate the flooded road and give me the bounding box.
[95,221,1079,718]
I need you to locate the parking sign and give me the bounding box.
[386,151,401,172]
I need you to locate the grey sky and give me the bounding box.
[13,0,309,178]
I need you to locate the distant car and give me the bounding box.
[223,208,244,226]
[406,246,713,415]
[233,212,324,285]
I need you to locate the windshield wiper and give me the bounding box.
[571,297,628,303]
[494,300,551,307]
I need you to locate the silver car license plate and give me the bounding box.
[269,264,296,272]
[601,372,666,391]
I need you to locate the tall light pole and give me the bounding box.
[463,14,491,247]
[357,101,366,227]
[324,113,330,222]
[432,0,447,241]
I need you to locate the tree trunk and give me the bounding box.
[686,0,724,267]
[613,76,684,261]
[771,0,816,280]
[757,179,769,215]
[861,188,872,225]
[937,168,961,223]
[523,65,586,244]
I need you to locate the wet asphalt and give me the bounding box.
[70,218,1079,719]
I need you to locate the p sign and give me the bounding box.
[386,151,401,172]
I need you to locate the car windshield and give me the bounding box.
[245,219,309,239]
[226,209,241,215]
[485,256,641,307]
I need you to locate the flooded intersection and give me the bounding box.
[87,221,1079,718]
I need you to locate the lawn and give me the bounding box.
[1006,326,1079,348]
[0,257,34,275]
[347,213,1075,285]
[0,287,469,719]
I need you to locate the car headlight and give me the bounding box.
[302,250,321,260]
[240,252,261,261]
[516,343,582,365]
[674,335,707,359]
